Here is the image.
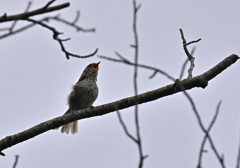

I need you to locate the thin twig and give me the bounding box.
[98,55,176,81]
[183,91,205,131]
[25,2,32,12]
[13,155,19,168]
[72,10,80,24]
[179,46,196,80]
[25,18,98,59]
[132,1,147,168]
[208,101,222,130]
[115,51,131,63]
[183,91,225,168]
[43,0,55,10]
[0,14,95,40]
[208,135,225,168]
[116,111,138,143]
[0,18,46,39]
[149,70,158,79]
[197,100,223,168]
[51,15,96,32]
[9,1,32,33]
[179,29,200,78]
[197,136,208,168]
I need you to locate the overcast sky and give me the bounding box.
[0,0,240,167]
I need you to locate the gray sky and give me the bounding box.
[0,0,240,167]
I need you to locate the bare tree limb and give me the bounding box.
[100,50,238,167]
[0,14,95,40]
[0,54,238,156]
[25,18,98,59]
[115,1,147,167]
[181,91,225,168]
[131,1,148,167]
[0,1,97,59]
[0,1,70,23]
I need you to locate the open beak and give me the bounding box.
[93,61,100,71]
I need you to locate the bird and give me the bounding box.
[57,62,100,134]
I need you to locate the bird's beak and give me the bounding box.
[93,61,100,71]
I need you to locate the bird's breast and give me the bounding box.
[68,80,98,110]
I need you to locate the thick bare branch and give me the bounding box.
[0,1,69,23]
[0,54,238,156]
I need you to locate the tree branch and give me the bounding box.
[0,14,95,40]
[0,2,97,59]
[197,101,223,168]
[131,1,147,167]
[99,54,176,81]
[0,1,70,23]
[8,1,32,33]
[179,46,196,80]
[179,29,201,78]
[116,111,138,143]
[25,18,98,59]
[51,15,96,33]
[0,54,238,156]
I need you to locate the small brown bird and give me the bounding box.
[58,62,100,134]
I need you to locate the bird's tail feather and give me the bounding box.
[55,109,78,134]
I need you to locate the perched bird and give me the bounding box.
[58,62,100,134]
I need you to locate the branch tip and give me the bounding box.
[149,70,158,79]
[72,10,80,24]
[43,0,56,10]
[0,151,5,156]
